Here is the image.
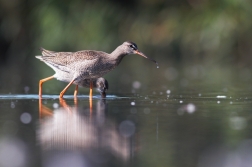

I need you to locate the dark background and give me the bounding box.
[1,0,252,95]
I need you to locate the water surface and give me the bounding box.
[0,90,252,167]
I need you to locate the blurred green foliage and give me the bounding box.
[0,0,252,94]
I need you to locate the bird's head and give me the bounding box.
[95,78,109,98]
[121,41,158,66]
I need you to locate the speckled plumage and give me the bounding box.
[80,78,108,95]
[36,41,157,98]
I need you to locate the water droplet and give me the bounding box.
[187,103,196,113]
[132,81,141,89]
[20,113,32,124]
[53,103,59,109]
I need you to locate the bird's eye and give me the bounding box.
[129,45,137,50]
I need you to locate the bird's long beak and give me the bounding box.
[134,50,158,66]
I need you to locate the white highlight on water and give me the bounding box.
[216,95,227,99]
[166,90,171,94]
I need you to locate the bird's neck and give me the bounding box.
[110,47,127,65]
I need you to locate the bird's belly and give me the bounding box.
[54,71,73,83]
[79,63,115,79]
[55,61,116,84]
[54,71,84,85]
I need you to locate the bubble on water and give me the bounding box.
[166,90,171,94]
[178,103,196,115]
[187,103,196,114]
[10,102,15,109]
[20,113,32,124]
[130,102,135,106]
[24,86,30,94]
[179,100,183,103]
[230,101,233,104]
[217,101,220,104]
[229,116,247,130]
[119,120,135,138]
[198,93,202,97]
[157,66,159,69]
[53,103,59,109]
[132,81,141,89]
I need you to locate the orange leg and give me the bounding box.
[74,85,78,97]
[89,80,93,98]
[59,79,75,98]
[39,76,54,97]
[89,80,93,111]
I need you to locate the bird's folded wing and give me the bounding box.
[39,50,100,73]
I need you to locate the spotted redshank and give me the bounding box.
[36,41,158,98]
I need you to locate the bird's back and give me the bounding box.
[36,48,112,80]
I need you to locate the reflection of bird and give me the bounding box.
[36,41,158,98]
[38,99,132,161]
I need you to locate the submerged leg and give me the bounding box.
[39,76,54,97]
[74,85,78,97]
[59,79,75,98]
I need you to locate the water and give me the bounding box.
[0,90,252,167]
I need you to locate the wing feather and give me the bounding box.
[37,49,104,73]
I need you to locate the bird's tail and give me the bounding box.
[35,55,43,60]
[40,47,56,57]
